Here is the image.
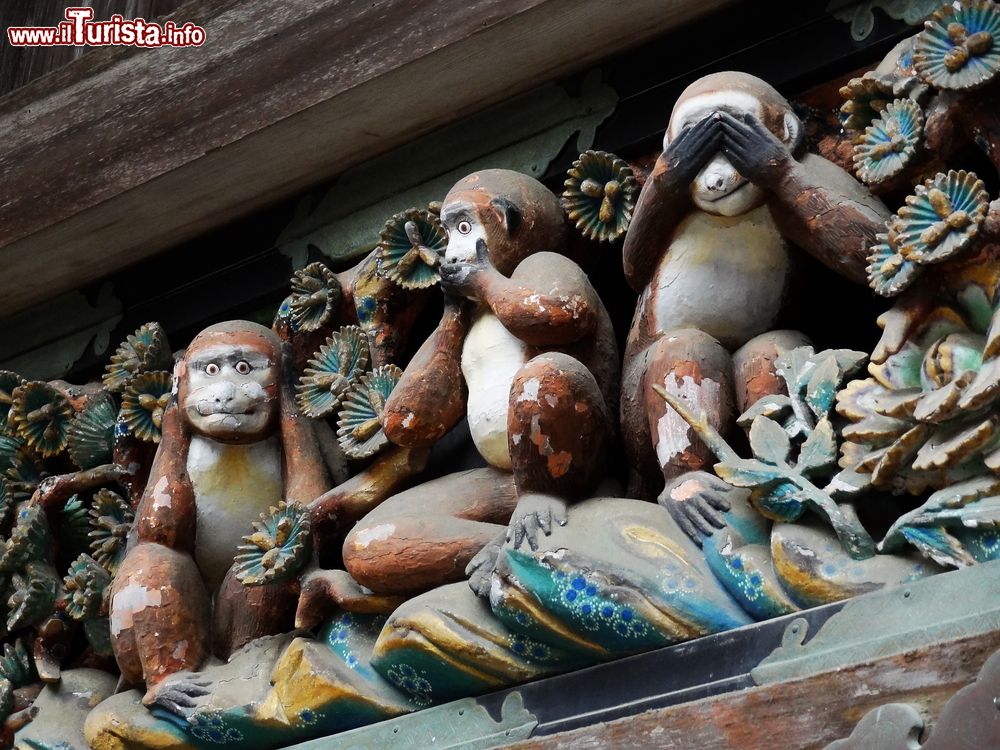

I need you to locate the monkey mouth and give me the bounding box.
[704,178,748,202]
[195,403,255,417]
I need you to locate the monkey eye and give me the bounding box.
[457,220,472,235]
[205,363,220,376]
[235,360,252,375]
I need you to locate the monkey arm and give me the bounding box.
[280,356,332,505]
[381,300,469,448]
[623,154,691,292]
[720,112,889,285]
[133,399,197,552]
[624,115,723,292]
[476,268,598,348]
[766,153,890,285]
[309,444,430,531]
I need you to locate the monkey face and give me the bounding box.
[666,86,801,217]
[440,170,566,277]
[440,200,489,266]
[180,341,280,444]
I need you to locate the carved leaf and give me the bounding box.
[873,387,922,419]
[910,495,1000,529]
[748,416,791,467]
[805,356,841,419]
[842,413,910,446]
[912,371,975,423]
[898,525,977,568]
[922,474,1000,512]
[958,356,1000,411]
[736,395,792,429]
[870,424,932,488]
[796,417,837,477]
[912,417,997,472]
[714,457,784,489]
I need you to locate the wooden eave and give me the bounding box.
[0,0,736,318]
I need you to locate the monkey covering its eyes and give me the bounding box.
[619,72,891,535]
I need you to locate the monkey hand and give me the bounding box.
[506,494,567,552]
[466,530,506,598]
[440,238,498,301]
[719,111,791,188]
[660,113,724,192]
[658,471,740,546]
[144,675,211,720]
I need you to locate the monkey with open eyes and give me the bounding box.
[108,321,330,706]
[320,169,619,603]
[620,72,891,537]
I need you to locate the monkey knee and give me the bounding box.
[109,543,211,684]
[508,354,610,497]
[732,330,812,414]
[642,329,733,421]
[646,329,729,375]
[641,330,736,483]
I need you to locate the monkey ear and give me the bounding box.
[782,110,803,151]
[490,197,522,236]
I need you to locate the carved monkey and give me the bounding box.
[334,169,620,600]
[108,321,329,701]
[620,72,890,526]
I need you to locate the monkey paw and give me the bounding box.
[659,471,741,546]
[506,494,567,552]
[144,676,211,721]
[465,530,506,598]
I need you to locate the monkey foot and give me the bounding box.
[296,569,407,629]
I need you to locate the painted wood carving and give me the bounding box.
[3,3,1000,747]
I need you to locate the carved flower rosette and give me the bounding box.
[913,0,1000,91]
[376,209,447,290]
[867,170,990,296]
[561,150,638,243]
[852,98,924,185]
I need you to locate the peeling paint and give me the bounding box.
[655,373,722,468]
[354,523,396,548]
[151,476,171,510]
[518,378,541,403]
[110,583,163,636]
[547,451,572,478]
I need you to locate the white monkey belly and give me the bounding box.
[649,205,789,350]
[462,311,529,469]
[187,435,283,593]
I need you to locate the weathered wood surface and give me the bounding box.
[508,630,1000,750]
[0,0,734,318]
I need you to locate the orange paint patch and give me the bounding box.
[672,360,703,385]
[547,451,573,478]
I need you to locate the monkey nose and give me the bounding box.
[707,172,727,191]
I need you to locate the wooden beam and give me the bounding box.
[0,0,734,317]
[507,630,1000,750]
